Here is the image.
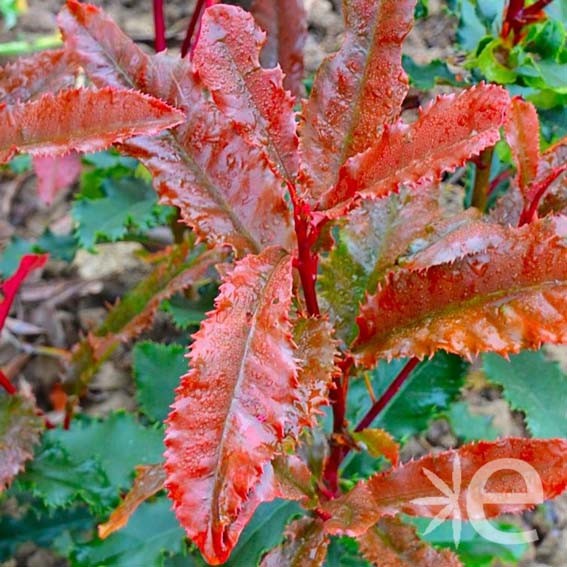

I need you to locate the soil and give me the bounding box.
[0,1,566,567]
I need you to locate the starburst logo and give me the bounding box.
[410,456,544,546]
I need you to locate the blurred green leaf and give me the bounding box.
[133,341,187,423]
[73,176,173,249]
[408,517,529,567]
[13,444,116,514]
[483,350,567,438]
[0,504,93,561]
[0,237,34,276]
[325,537,371,567]
[71,498,184,567]
[46,413,164,488]
[446,401,500,442]
[161,284,217,330]
[402,55,463,90]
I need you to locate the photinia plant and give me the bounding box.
[1,0,567,565]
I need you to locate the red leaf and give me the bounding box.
[324,84,510,213]
[538,137,567,217]
[193,5,299,180]
[505,97,540,198]
[300,0,415,200]
[33,152,82,205]
[0,49,75,104]
[398,210,506,270]
[98,464,166,539]
[164,247,299,564]
[0,394,44,491]
[357,516,463,566]
[59,1,294,254]
[260,518,329,567]
[1,254,48,331]
[354,215,567,364]
[292,316,337,431]
[0,87,185,164]
[249,0,307,99]
[324,438,567,536]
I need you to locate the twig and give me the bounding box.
[152,0,167,52]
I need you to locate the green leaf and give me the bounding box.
[402,55,463,90]
[483,350,567,438]
[0,236,34,276]
[0,504,94,561]
[36,230,78,263]
[224,500,303,567]
[71,498,184,567]
[408,517,529,567]
[447,401,500,442]
[535,59,567,92]
[72,176,173,249]
[161,284,218,330]
[527,19,566,59]
[325,537,371,567]
[46,413,165,488]
[320,190,443,344]
[82,150,138,170]
[319,233,367,345]
[475,39,518,83]
[457,0,487,51]
[414,0,428,19]
[348,353,468,440]
[133,342,187,423]
[7,154,32,173]
[13,443,116,514]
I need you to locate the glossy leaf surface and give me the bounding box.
[0,394,44,491]
[0,49,75,104]
[194,5,299,180]
[300,0,415,199]
[260,518,329,567]
[59,1,294,254]
[249,0,307,98]
[324,438,567,536]
[293,316,337,431]
[0,87,184,163]
[164,247,298,564]
[324,85,509,211]
[356,216,567,364]
[505,97,540,197]
[357,516,462,566]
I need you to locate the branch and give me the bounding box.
[152,0,167,52]
[355,358,419,432]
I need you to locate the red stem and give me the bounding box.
[355,358,419,432]
[0,370,16,395]
[519,164,567,226]
[152,0,167,53]
[488,169,513,196]
[181,0,218,58]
